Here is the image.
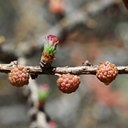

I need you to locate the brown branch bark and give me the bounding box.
[0,62,128,75]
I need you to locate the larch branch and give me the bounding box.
[0,62,128,75]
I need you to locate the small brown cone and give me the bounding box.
[96,61,118,85]
[57,74,80,93]
[9,65,29,87]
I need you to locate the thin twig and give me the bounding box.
[0,61,128,75]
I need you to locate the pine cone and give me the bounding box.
[96,61,118,85]
[57,74,80,93]
[8,65,29,87]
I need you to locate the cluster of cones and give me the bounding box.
[8,35,118,94]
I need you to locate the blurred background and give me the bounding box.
[0,0,128,128]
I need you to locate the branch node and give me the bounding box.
[10,60,18,66]
[82,60,92,66]
[30,73,38,79]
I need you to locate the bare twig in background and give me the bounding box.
[18,58,49,128]
[28,79,49,128]
[45,0,121,40]
[0,0,121,62]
